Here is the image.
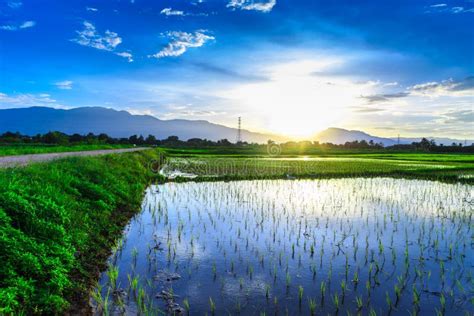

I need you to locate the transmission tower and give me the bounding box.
[237,117,242,143]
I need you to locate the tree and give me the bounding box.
[85,133,97,144]
[145,134,157,145]
[70,133,84,143]
[42,131,69,145]
[129,135,139,144]
[419,138,432,150]
[98,133,110,143]
[217,139,232,146]
[0,132,22,143]
[162,136,180,147]
[187,138,204,147]
[166,136,179,142]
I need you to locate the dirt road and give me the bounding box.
[0,147,149,168]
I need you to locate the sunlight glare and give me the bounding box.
[222,59,376,138]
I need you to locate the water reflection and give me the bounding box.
[94,178,473,315]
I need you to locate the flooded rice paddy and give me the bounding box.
[94,178,473,315]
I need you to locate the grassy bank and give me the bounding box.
[0,149,162,314]
[0,144,134,157]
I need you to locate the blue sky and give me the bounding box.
[0,0,473,138]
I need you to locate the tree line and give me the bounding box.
[0,131,472,153]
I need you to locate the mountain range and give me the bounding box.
[0,106,471,146]
[0,106,277,143]
[314,128,473,146]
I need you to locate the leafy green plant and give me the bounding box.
[308,298,317,315]
[209,297,216,315]
[0,149,163,314]
[298,285,304,304]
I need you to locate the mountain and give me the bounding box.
[1,107,471,146]
[314,128,397,146]
[314,127,473,146]
[398,137,473,146]
[0,106,282,143]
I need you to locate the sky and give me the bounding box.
[0,0,473,139]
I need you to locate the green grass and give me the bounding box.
[0,149,162,314]
[0,146,472,314]
[162,146,390,156]
[163,145,471,156]
[337,153,474,163]
[0,144,134,157]
[163,154,474,184]
[163,147,474,160]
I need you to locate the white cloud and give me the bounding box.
[7,1,22,9]
[160,8,185,16]
[86,7,98,12]
[0,92,67,109]
[72,21,122,51]
[359,92,409,103]
[149,31,215,59]
[20,21,35,29]
[227,0,276,12]
[0,20,36,31]
[115,51,134,62]
[162,104,225,118]
[55,80,73,90]
[0,25,16,31]
[160,7,210,17]
[72,22,134,62]
[438,109,474,124]
[426,4,474,13]
[450,6,474,13]
[359,77,474,103]
[409,77,474,97]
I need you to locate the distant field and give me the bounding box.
[162,153,474,184]
[1,144,473,183]
[162,147,474,161]
[162,147,392,156]
[341,152,474,163]
[0,144,133,156]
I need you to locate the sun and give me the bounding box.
[220,60,374,139]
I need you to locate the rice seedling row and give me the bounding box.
[94,178,473,315]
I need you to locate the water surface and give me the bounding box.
[94,178,473,315]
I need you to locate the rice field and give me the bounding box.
[93,178,474,315]
[159,156,474,183]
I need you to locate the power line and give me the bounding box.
[237,117,242,143]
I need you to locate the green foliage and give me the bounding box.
[0,144,132,157]
[0,149,162,314]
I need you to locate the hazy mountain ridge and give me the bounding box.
[0,107,471,145]
[314,127,473,146]
[0,106,282,143]
[315,128,397,146]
